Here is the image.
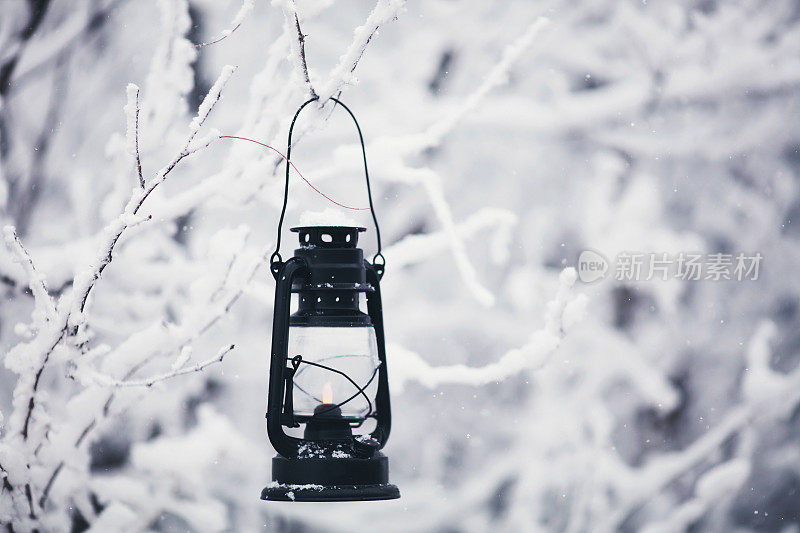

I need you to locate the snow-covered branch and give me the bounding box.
[2,226,56,323]
[316,0,407,100]
[88,344,234,388]
[0,61,238,526]
[281,1,317,98]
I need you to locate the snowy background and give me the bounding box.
[1,0,800,531]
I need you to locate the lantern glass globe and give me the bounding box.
[289,325,380,419]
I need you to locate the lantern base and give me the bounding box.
[262,483,400,502]
[262,452,400,502]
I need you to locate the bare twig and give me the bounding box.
[2,226,56,320]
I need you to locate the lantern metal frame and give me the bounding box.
[262,97,399,502]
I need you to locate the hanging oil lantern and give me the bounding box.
[262,98,399,502]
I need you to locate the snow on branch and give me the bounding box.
[1,63,237,453]
[347,19,551,307]
[2,226,56,324]
[189,65,237,134]
[281,1,317,98]
[389,268,586,392]
[72,64,237,324]
[316,0,407,100]
[37,243,267,511]
[88,344,234,388]
[194,0,255,48]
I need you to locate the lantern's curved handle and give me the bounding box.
[270,97,385,280]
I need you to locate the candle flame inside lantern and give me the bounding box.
[322,382,334,404]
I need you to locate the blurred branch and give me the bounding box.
[416,16,551,151]
[389,268,584,390]
[0,0,52,96]
[385,207,517,268]
[11,0,127,87]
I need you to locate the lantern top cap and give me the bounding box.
[291,226,366,249]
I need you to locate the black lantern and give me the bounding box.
[261,98,399,502]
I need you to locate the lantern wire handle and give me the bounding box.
[290,355,380,421]
[270,97,385,279]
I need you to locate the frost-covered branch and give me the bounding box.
[2,226,56,323]
[383,165,497,305]
[74,64,236,319]
[88,344,234,388]
[37,242,268,510]
[0,66,237,524]
[316,0,407,100]
[281,2,317,98]
[352,18,551,305]
[194,0,255,48]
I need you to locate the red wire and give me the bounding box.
[220,135,369,211]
